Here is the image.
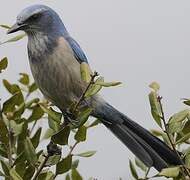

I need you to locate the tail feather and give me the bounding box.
[105,122,169,171]
[105,122,154,167]
[94,102,182,171]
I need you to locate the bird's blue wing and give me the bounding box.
[65,36,88,64]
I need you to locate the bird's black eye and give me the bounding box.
[28,13,40,21]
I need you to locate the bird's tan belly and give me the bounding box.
[28,36,87,111]
[30,55,85,111]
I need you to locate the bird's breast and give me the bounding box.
[28,36,85,110]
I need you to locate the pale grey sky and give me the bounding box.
[1,0,190,179]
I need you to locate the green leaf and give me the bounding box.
[14,152,25,166]
[0,57,8,73]
[24,137,38,166]
[37,171,54,180]
[48,116,60,132]
[169,109,190,123]
[149,82,160,92]
[56,155,72,175]
[182,120,190,135]
[10,120,24,137]
[158,166,180,177]
[15,162,26,177]
[72,159,79,169]
[28,82,38,93]
[129,160,138,180]
[0,116,9,144]
[39,105,61,123]
[1,160,10,176]
[2,91,24,113]
[52,126,70,145]
[176,131,190,144]
[148,91,162,127]
[28,105,44,122]
[80,62,91,83]
[95,81,122,87]
[0,170,5,177]
[74,126,87,142]
[16,122,28,154]
[10,168,23,180]
[14,102,25,118]
[3,79,21,94]
[2,33,26,44]
[161,133,171,146]
[73,108,92,128]
[23,165,35,180]
[47,109,62,132]
[135,158,147,172]
[85,77,104,97]
[87,119,101,128]
[185,148,190,168]
[0,144,8,158]
[46,155,61,166]
[150,129,164,137]
[25,98,40,109]
[43,128,55,139]
[31,127,42,148]
[168,121,185,134]
[183,98,190,106]
[71,168,83,180]
[19,73,29,85]
[75,151,96,158]
[65,174,70,180]
[0,24,11,29]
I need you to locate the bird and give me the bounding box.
[7,4,182,171]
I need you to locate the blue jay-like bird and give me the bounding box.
[8,4,181,171]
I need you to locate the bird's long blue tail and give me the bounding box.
[94,102,182,171]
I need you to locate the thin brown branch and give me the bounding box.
[68,141,78,156]
[7,120,14,167]
[144,167,150,179]
[32,154,50,180]
[29,120,38,136]
[158,96,190,178]
[72,71,99,112]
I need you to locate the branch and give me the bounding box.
[144,167,150,179]
[32,141,61,180]
[32,154,49,180]
[6,117,14,167]
[68,141,78,156]
[72,71,99,112]
[158,96,190,178]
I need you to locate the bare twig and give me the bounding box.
[32,154,49,180]
[7,118,14,167]
[29,120,38,136]
[68,141,78,156]
[158,96,190,178]
[52,141,78,180]
[72,71,99,112]
[144,167,150,179]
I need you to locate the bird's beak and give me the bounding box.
[7,23,26,34]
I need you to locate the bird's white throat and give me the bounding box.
[28,32,49,57]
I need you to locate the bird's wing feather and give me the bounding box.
[65,36,88,64]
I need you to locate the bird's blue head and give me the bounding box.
[7,4,67,36]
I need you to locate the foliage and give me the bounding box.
[2,24,190,180]
[0,25,122,179]
[0,56,122,180]
[129,82,190,180]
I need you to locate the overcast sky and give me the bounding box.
[1,0,190,179]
